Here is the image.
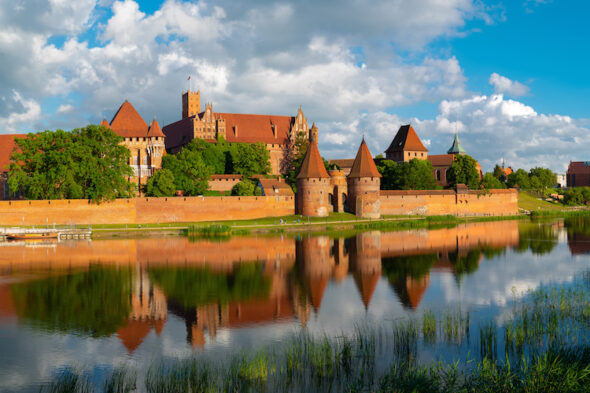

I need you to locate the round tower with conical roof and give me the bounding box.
[296,141,331,216]
[347,139,382,218]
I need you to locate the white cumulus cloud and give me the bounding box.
[489,73,529,97]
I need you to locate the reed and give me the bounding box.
[39,284,590,393]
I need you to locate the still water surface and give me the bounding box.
[0,219,589,391]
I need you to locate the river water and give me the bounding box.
[0,218,589,391]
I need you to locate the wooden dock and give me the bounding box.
[0,228,92,241]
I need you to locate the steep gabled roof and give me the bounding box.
[447,132,466,155]
[386,124,428,153]
[348,139,381,178]
[109,101,149,138]
[148,118,165,138]
[297,141,330,179]
[100,118,110,128]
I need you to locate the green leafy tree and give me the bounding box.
[447,154,480,189]
[563,187,590,205]
[231,179,262,196]
[162,145,211,196]
[229,143,271,177]
[480,172,506,189]
[191,138,228,174]
[146,169,176,197]
[506,169,531,189]
[377,160,400,190]
[529,167,555,193]
[378,159,438,190]
[8,126,134,202]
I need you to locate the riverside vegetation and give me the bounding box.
[39,282,590,393]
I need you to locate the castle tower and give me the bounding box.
[309,122,319,144]
[350,232,382,309]
[329,169,347,213]
[182,90,201,119]
[296,141,331,216]
[347,139,381,218]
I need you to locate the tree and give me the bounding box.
[377,159,438,190]
[447,155,480,189]
[377,160,400,190]
[493,164,506,182]
[480,172,506,189]
[191,138,228,174]
[162,144,211,196]
[529,167,555,193]
[231,180,262,196]
[146,169,176,197]
[228,143,270,177]
[8,126,134,202]
[506,169,530,189]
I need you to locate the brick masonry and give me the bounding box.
[0,196,294,226]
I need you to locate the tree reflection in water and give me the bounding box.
[10,268,132,337]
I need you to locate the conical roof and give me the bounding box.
[348,139,381,178]
[353,272,380,309]
[447,132,466,155]
[109,101,149,138]
[148,118,165,137]
[297,141,330,179]
[386,124,428,153]
[100,118,110,128]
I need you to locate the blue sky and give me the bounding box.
[0,0,588,172]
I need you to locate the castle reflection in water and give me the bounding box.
[1,219,576,352]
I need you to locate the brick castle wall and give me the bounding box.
[378,189,518,216]
[0,196,294,226]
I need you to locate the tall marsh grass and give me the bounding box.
[40,283,590,393]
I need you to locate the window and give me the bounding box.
[436,170,441,181]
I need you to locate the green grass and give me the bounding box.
[518,191,571,212]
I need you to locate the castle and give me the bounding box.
[162,89,317,175]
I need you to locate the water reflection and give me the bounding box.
[0,221,532,351]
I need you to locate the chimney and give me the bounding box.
[234,125,238,137]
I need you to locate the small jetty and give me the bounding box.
[0,227,92,242]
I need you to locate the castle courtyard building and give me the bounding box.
[163,90,315,175]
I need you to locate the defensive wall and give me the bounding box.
[378,188,518,216]
[0,195,294,226]
[0,189,517,227]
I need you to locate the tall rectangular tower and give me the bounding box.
[182,90,201,119]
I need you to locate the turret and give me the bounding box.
[347,139,381,218]
[309,122,319,144]
[182,90,201,119]
[447,132,467,155]
[296,141,330,216]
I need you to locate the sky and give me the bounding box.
[0,0,588,172]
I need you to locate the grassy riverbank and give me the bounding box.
[40,283,590,392]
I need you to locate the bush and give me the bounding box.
[231,180,262,196]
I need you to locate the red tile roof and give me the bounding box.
[161,116,194,149]
[0,134,26,172]
[258,178,294,196]
[148,118,165,138]
[348,140,381,178]
[109,101,150,138]
[218,113,293,144]
[297,141,330,179]
[328,159,354,169]
[428,154,455,167]
[386,124,428,153]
